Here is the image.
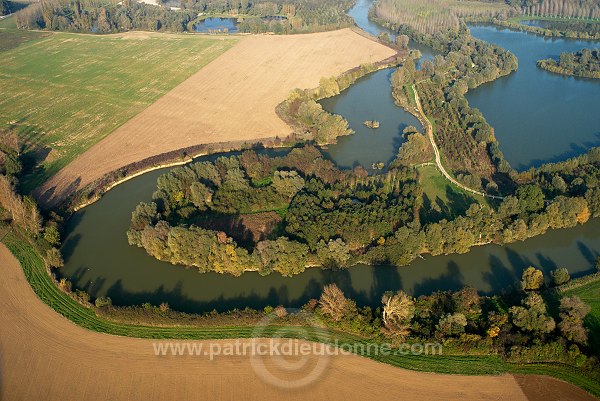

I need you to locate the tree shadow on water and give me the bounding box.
[412,261,464,297]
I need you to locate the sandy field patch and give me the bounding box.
[0,244,595,401]
[37,28,397,207]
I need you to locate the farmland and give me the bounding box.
[0,29,238,190]
[37,28,396,206]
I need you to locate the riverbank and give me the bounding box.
[1,232,599,399]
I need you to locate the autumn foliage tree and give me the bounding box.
[381,290,415,339]
[318,284,356,322]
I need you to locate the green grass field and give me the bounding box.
[417,164,481,221]
[0,29,238,190]
[2,230,600,396]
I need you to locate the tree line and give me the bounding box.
[313,266,599,383]
[373,0,513,36]
[15,0,354,34]
[537,48,600,79]
[0,129,64,270]
[511,0,600,19]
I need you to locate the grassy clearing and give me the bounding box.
[0,28,45,51]
[0,15,17,29]
[2,230,599,396]
[0,30,237,190]
[417,164,480,221]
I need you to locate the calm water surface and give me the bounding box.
[60,157,600,313]
[320,69,422,170]
[468,24,600,170]
[194,18,239,33]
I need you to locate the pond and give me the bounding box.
[319,68,422,171]
[194,17,239,34]
[467,24,600,170]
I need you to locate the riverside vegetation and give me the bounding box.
[3,225,600,395]
[126,144,599,276]
[537,48,600,79]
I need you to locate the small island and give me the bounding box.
[537,48,600,79]
[363,120,380,129]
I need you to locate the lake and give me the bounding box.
[319,68,422,171]
[467,24,600,170]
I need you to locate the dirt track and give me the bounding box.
[1,244,597,401]
[37,28,397,206]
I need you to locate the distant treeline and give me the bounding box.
[510,0,600,19]
[494,17,600,39]
[15,0,354,33]
[373,0,514,36]
[373,0,600,40]
[537,48,600,78]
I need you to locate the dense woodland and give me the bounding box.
[373,0,513,36]
[15,0,354,33]
[537,48,600,78]
[126,146,421,276]
[311,268,600,381]
[127,143,599,275]
[374,0,600,40]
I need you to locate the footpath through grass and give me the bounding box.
[2,231,600,396]
[0,30,238,190]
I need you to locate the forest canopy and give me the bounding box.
[127,145,599,276]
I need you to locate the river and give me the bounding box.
[58,3,600,313]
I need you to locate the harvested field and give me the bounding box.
[37,28,397,207]
[1,243,592,401]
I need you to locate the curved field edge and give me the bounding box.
[2,231,599,397]
[53,47,402,212]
